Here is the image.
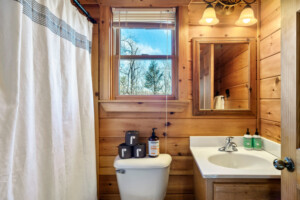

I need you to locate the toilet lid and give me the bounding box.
[114,154,172,169]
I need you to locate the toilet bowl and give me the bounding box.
[114,154,172,200]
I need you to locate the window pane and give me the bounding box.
[119,59,172,95]
[120,29,172,55]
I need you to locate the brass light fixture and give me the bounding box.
[199,4,219,25]
[235,4,257,26]
[199,0,257,26]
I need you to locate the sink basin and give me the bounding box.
[208,153,271,169]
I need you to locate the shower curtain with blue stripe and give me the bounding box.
[0,0,97,199]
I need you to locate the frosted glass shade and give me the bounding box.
[235,5,257,26]
[199,5,219,25]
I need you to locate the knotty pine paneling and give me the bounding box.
[260,53,281,79]
[99,137,191,156]
[84,5,100,22]
[260,0,280,21]
[220,84,249,100]
[99,176,119,194]
[260,119,281,143]
[221,66,248,88]
[260,30,281,60]
[259,0,281,143]
[99,194,121,200]
[167,175,194,194]
[99,194,195,200]
[97,3,258,199]
[99,101,257,119]
[224,100,249,110]
[164,194,194,200]
[189,26,257,39]
[178,6,189,100]
[99,118,256,137]
[260,100,281,122]
[260,76,281,99]
[260,5,280,40]
[80,0,98,5]
[222,50,248,76]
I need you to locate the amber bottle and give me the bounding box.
[148,128,159,158]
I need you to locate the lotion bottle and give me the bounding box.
[253,128,262,150]
[148,128,159,157]
[243,128,253,150]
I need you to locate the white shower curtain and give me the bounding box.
[0,0,97,199]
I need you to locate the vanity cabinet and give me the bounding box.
[193,162,281,200]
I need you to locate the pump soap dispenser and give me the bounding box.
[148,128,159,158]
[253,128,262,150]
[243,128,253,150]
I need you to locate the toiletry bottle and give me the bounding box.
[148,128,159,158]
[243,128,253,150]
[253,128,262,150]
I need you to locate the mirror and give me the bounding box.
[192,38,256,116]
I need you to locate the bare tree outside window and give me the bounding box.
[119,36,141,95]
[119,31,172,96]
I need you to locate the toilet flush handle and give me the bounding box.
[116,169,126,174]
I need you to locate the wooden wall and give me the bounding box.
[86,1,259,199]
[96,3,258,199]
[214,44,249,109]
[200,44,213,109]
[259,0,281,143]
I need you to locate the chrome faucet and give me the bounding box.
[218,137,238,152]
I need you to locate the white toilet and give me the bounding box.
[114,154,172,200]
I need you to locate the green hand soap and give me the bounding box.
[253,128,262,150]
[243,128,253,150]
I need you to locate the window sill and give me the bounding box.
[99,100,189,113]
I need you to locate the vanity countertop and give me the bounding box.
[190,136,281,179]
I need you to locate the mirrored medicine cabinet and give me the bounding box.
[192,38,256,116]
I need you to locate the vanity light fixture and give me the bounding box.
[199,4,219,25]
[235,4,257,26]
[199,0,256,26]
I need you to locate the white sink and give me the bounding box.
[208,153,271,169]
[190,147,280,178]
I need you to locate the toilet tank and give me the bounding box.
[114,154,172,200]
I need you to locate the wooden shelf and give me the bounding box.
[99,100,189,113]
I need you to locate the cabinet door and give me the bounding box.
[213,183,280,200]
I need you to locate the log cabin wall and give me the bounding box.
[259,0,281,143]
[83,1,258,199]
[214,44,249,110]
[200,44,213,109]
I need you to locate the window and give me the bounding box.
[112,8,177,99]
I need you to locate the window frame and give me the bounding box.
[112,21,178,100]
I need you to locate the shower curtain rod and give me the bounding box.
[73,0,97,24]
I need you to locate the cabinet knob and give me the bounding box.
[273,157,295,172]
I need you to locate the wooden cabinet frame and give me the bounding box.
[192,37,257,116]
[193,162,281,200]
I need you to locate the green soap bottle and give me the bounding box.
[243,128,253,150]
[253,128,262,150]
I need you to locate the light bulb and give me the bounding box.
[243,18,251,24]
[235,5,257,26]
[199,4,219,25]
[206,18,213,23]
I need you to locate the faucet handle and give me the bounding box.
[226,136,234,142]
